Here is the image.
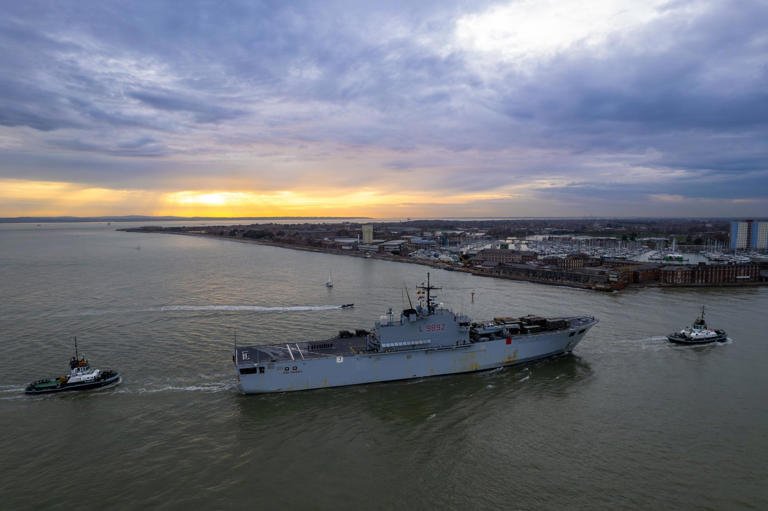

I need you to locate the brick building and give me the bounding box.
[660,263,759,285]
[629,264,661,284]
[476,249,537,265]
[542,254,587,270]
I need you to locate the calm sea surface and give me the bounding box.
[1,223,766,510]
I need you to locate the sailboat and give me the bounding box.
[326,271,333,287]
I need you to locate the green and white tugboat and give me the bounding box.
[25,337,121,395]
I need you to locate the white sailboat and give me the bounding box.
[326,271,333,287]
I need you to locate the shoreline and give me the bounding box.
[124,230,768,293]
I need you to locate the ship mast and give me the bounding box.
[417,272,441,314]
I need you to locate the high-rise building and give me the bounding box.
[730,220,768,250]
[362,224,373,244]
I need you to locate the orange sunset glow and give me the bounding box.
[0,178,524,218]
[1,0,766,219]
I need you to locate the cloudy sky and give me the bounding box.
[1,0,766,217]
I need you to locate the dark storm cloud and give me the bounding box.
[489,1,768,155]
[537,171,768,201]
[0,0,766,212]
[0,79,82,132]
[49,136,169,158]
[127,89,246,123]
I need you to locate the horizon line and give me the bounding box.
[2,215,766,224]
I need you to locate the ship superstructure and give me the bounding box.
[235,274,597,394]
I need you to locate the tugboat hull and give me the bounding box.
[666,307,727,345]
[666,333,727,345]
[25,371,121,394]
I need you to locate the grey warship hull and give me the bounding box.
[235,274,597,394]
[235,316,596,394]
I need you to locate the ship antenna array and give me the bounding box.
[417,272,441,313]
[74,336,78,360]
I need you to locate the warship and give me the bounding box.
[234,274,598,394]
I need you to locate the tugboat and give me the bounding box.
[25,338,121,394]
[667,307,728,345]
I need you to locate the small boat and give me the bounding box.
[341,303,354,309]
[25,338,121,394]
[326,271,333,288]
[667,307,727,345]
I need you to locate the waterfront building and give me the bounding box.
[406,238,438,251]
[492,263,625,291]
[757,222,768,249]
[629,264,661,284]
[542,254,586,270]
[730,220,768,250]
[358,243,380,253]
[362,224,374,244]
[331,237,359,250]
[378,239,408,254]
[660,263,759,285]
[476,249,537,265]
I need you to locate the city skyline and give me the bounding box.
[1,0,767,217]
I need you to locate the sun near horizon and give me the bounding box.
[1,0,766,219]
[0,177,524,218]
